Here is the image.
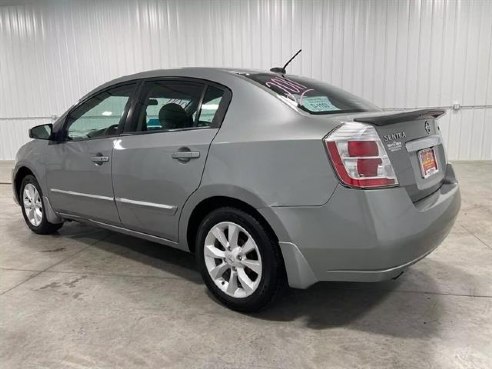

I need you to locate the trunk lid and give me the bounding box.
[352,109,447,202]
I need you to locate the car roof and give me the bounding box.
[78,67,271,102]
[101,67,267,85]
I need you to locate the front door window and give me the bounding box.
[66,84,135,140]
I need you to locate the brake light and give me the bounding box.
[324,122,398,189]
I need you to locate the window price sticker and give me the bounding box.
[301,96,339,112]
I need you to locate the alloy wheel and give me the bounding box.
[204,221,263,298]
[23,183,43,226]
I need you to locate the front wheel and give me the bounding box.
[196,207,285,312]
[20,175,63,234]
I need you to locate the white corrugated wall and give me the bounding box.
[0,0,491,160]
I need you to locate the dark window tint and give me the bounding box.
[66,84,135,140]
[243,73,379,115]
[197,86,225,127]
[136,81,205,132]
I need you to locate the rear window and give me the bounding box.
[242,73,379,115]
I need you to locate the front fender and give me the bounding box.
[12,141,48,204]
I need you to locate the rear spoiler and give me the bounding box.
[354,109,446,126]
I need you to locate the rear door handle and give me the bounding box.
[171,149,200,163]
[91,154,109,165]
[171,151,200,159]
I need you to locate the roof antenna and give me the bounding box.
[270,49,302,74]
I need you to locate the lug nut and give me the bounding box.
[237,255,242,261]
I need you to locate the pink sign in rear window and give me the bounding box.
[243,73,378,115]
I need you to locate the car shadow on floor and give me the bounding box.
[253,281,412,331]
[252,260,480,337]
[93,231,203,283]
[22,222,462,338]
[58,225,204,284]
[207,272,446,338]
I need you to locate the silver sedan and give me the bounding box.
[12,68,460,311]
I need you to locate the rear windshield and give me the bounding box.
[243,73,379,115]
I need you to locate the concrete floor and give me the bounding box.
[1,162,491,369]
[0,160,13,184]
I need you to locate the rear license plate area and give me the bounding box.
[418,147,439,178]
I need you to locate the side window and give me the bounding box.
[66,84,136,140]
[197,86,225,127]
[136,81,205,132]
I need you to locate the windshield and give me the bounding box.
[243,73,379,115]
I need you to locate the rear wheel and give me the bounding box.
[196,207,285,312]
[20,175,63,234]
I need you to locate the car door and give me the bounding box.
[45,82,138,224]
[111,78,231,241]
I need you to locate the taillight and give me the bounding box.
[324,122,398,189]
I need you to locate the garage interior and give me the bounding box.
[1,1,492,368]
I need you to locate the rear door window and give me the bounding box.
[196,86,225,126]
[135,81,205,132]
[128,80,229,133]
[242,73,379,115]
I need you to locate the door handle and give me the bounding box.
[172,148,200,163]
[91,154,109,165]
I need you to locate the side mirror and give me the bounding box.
[29,124,53,140]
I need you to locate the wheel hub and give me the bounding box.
[203,221,263,298]
[224,249,241,267]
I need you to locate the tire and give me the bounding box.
[196,207,285,312]
[20,175,63,234]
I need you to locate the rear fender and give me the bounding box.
[177,184,290,251]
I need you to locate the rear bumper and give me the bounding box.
[260,164,461,288]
